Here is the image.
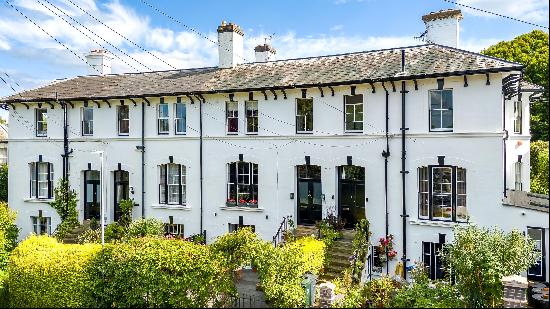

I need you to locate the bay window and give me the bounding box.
[226,101,239,134]
[296,98,313,133]
[344,94,364,132]
[158,102,169,134]
[29,162,53,199]
[227,162,258,207]
[429,89,453,131]
[245,101,258,134]
[35,108,47,137]
[418,165,467,222]
[159,163,186,205]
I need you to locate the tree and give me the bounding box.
[0,164,6,202]
[49,179,79,240]
[442,225,538,308]
[482,30,549,141]
[530,140,549,194]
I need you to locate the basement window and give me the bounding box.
[117,105,129,135]
[245,101,258,134]
[226,101,239,134]
[35,108,48,137]
[344,94,364,132]
[31,216,51,235]
[29,162,53,199]
[158,103,169,134]
[164,223,184,237]
[229,223,255,233]
[422,242,445,280]
[296,98,313,133]
[429,89,453,132]
[418,165,467,222]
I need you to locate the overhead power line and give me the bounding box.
[441,0,549,29]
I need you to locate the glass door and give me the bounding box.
[84,170,101,220]
[338,166,365,228]
[527,227,546,282]
[114,170,129,221]
[297,165,322,225]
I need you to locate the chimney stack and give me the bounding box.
[422,9,463,48]
[85,49,114,75]
[254,43,276,62]
[217,21,244,68]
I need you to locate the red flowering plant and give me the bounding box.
[248,199,258,205]
[378,234,397,262]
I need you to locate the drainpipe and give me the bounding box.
[141,100,145,218]
[199,96,204,236]
[400,49,409,280]
[381,82,390,275]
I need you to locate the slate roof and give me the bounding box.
[1,44,523,103]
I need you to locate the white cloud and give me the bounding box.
[330,24,344,31]
[457,0,549,25]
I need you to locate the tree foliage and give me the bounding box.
[49,179,79,240]
[482,30,549,141]
[530,140,549,194]
[0,202,18,271]
[442,225,538,308]
[0,164,7,202]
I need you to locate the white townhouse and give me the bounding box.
[2,9,548,282]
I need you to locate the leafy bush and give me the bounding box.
[7,235,101,308]
[334,276,398,308]
[390,265,464,308]
[210,227,261,270]
[255,236,326,308]
[0,270,7,307]
[126,217,164,239]
[88,238,236,308]
[317,220,342,248]
[77,228,101,244]
[350,219,370,283]
[531,140,549,195]
[118,199,134,228]
[104,222,126,242]
[442,225,537,308]
[0,164,7,202]
[0,202,18,270]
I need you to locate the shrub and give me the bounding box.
[317,220,342,248]
[88,238,236,308]
[77,228,101,244]
[0,270,7,307]
[118,199,134,228]
[126,218,164,239]
[210,227,262,270]
[0,164,7,202]
[255,236,326,308]
[334,276,398,308]
[350,219,370,283]
[104,222,126,242]
[7,235,101,308]
[0,202,18,270]
[442,225,538,308]
[390,265,464,308]
[50,179,79,240]
[531,140,549,195]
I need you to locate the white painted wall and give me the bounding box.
[7,72,548,281]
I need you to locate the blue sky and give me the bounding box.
[0,0,548,119]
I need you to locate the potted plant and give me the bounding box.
[248,199,258,208]
[226,197,236,207]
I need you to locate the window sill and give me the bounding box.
[344,131,363,134]
[296,131,314,134]
[245,132,258,135]
[151,204,191,210]
[220,206,264,212]
[429,130,454,133]
[409,219,468,228]
[24,198,54,203]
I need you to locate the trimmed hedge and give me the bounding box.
[255,236,326,308]
[7,235,101,308]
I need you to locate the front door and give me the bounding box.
[84,170,100,220]
[114,170,129,221]
[527,227,546,282]
[338,165,365,228]
[297,165,322,225]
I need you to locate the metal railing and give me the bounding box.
[272,215,292,247]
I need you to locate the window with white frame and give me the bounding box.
[81,107,93,136]
[418,165,467,222]
[158,102,169,134]
[227,162,258,207]
[117,105,129,135]
[429,89,453,131]
[422,242,445,280]
[31,216,51,235]
[29,162,53,199]
[515,161,523,191]
[164,223,184,236]
[344,94,364,132]
[513,101,522,134]
[296,98,313,133]
[35,108,48,137]
[175,101,186,135]
[226,101,239,134]
[159,163,186,205]
[245,101,258,134]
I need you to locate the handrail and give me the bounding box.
[272,215,291,247]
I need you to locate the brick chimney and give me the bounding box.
[254,43,276,62]
[217,21,244,68]
[422,9,463,48]
[85,49,114,75]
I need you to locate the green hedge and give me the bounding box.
[255,236,326,308]
[89,238,235,308]
[7,235,101,308]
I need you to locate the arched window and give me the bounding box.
[226,162,258,207]
[159,163,186,205]
[418,165,466,222]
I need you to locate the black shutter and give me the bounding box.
[47,163,52,198]
[35,162,39,198]
[164,165,168,204]
[452,166,457,222]
[428,166,433,220]
[178,164,182,205]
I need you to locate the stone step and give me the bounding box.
[326,259,350,269]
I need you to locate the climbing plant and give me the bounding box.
[349,219,370,283]
[49,179,79,240]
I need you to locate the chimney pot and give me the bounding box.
[422,9,463,48]
[85,49,114,75]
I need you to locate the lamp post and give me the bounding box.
[93,151,105,246]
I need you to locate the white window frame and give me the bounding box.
[226,162,258,207]
[245,100,258,134]
[513,101,522,134]
[514,161,523,191]
[431,166,453,221]
[174,102,186,135]
[344,94,364,133]
[429,89,453,132]
[35,108,48,137]
[30,162,53,199]
[164,223,184,236]
[81,106,94,136]
[117,105,129,136]
[159,163,186,205]
[226,101,239,134]
[158,103,170,135]
[296,98,313,133]
[418,167,430,219]
[31,216,51,235]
